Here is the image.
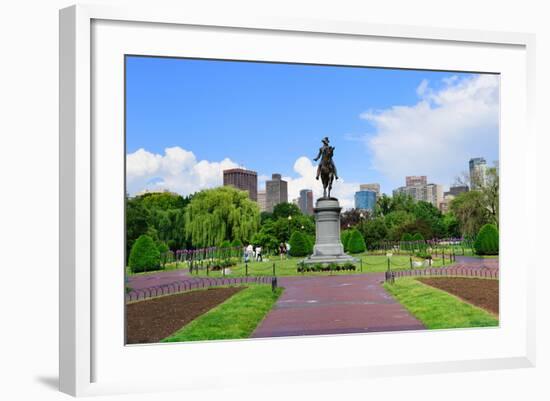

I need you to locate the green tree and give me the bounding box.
[272,202,302,219]
[288,231,312,257]
[346,229,366,254]
[450,191,491,237]
[184,187,260,247]
[126,197,150,261]
[128,235,161,273]
[482,167,499,227]
[474,224,499,255]
[360,217,388,250]
[251,231,279,253]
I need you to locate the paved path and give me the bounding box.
[127,269,191,290]
[252,274,425,338]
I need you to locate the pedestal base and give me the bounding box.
[302,197,358,265]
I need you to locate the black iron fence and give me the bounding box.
[385,267,499,283]
[126,276,275,303]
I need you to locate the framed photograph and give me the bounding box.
[60,4,536,397]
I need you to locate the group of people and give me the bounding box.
[242,242,291,263]
[244,244,263,262]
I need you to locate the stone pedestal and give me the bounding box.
[303,197,357,264]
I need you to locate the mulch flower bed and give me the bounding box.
[418,277,499,315]
[126,287,244,344]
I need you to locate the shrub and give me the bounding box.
[412,232,424,241]
[401,233,413,241]
[230,239,243,248]
[341,229,352,252]
[219,240,231,248]
[289,231,312,257]
[346,229,366,254]
[474,224,499,255]
[128,235,161,273]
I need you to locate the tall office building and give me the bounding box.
[425,183,444,208]
[406,176,427,187]
[444,185,469,197]
[265,173,288,212]
[469,157,487,190]
[393,177,442,208]
[223,168,258,201]
[359,183,381,199]
[298,189,314,215]
[257,190,267,212]
[355,190,377,211]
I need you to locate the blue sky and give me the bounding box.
[126,56,499,207]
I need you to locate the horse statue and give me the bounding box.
[314,137,339,198]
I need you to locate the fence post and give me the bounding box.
[442,249,445,265]
[206,263,209,276]
[273,262,276,276]
[409,256,413,269]
[387,257,390,272]
[360,258,363,272]
[245,262,248,276]
[271,277,278,292]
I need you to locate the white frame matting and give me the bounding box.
[59,4,536,397]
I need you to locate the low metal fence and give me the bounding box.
[385,267,499,283]
[126,276,275,303]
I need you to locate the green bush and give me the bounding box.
[474,224,499,255]
[346,229,366,254]
[128,235,161,273]
[412,232,424,241]
[231,239,243,247]
[401,233,413,241]
[341,229,352,252]
[289,231,312,257]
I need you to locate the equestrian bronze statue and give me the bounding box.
[314,137,339,198]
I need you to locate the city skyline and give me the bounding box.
[126,56,499,208]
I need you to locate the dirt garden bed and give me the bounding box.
[418,277,499,315]
[126,287,244,344]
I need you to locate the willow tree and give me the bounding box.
[184,186,260,247]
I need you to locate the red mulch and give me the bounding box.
[418,277,499,315]
[126,287,244,344]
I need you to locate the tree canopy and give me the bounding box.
[184,186,260,247]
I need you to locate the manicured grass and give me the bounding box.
[383,278,498,329]
[176,253,450,278]
[161,285,283,342]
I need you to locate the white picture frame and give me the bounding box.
[59,4,536,397]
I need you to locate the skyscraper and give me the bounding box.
[469,157,487,190]
[223,168,258,201]
[257,190,267,212]
[444,185,469,197]
[359,183,381,199]
[406,176,427,187]
[393,177,442,208]
[298,189,314,215]
[265,173,288,212]
[355,190,377,211]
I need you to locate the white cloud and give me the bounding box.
[127,147,359,209]
[360,74,499,190]
[126,146,239,196]
[283,157,359,210]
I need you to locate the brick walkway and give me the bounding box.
[251,274,425,338]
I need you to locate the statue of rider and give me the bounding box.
[313,136,338,181]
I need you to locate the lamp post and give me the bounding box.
[288,215,292,240]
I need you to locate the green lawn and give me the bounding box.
[173,253,453,278]
[161,285,283,342]
[383,278,498,329]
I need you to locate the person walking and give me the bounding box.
[279,242,287,260]
[255,245,263,262]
